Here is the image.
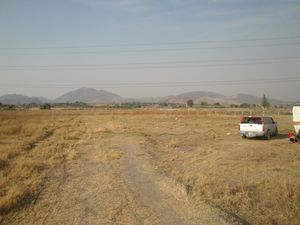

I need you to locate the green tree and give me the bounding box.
[186,99,194,108]
[261,94,271,108]
[40,103,51,110]
[8,105,16,110]
[240,103,250,108]
[159,102,168,107]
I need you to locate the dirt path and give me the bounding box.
[119,139,238,225]
[2,117,241,225]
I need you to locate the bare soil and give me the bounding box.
[0,109,299,225]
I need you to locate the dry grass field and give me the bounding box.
[0,109,299,225]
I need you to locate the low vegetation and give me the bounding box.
[0,111,87,214]
[0,109,299,224]
[134,113,299,224]
[97,109,299,224]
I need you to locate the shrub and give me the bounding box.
[40,104,51,110]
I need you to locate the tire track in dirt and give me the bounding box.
[2,115,241,225]
[118,135,241,225]
[121,142,192,225]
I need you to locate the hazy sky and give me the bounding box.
[0,0,300,100]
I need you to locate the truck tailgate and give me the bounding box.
[240,124,262,131]
[240,124,263,137]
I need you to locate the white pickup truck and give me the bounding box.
[239,116,278,140]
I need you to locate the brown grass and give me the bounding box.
[0,109,299,225]
[105,110,299,225]
[0,110,87,213]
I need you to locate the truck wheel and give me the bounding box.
[265,131,271,140]
[296,136,300,144]
[242,135,247,139]
[274,128,278,136]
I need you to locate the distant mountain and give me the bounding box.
[0,89,292,105]
[160,91,291,105]
[54,87,123,103]
[160,91,234,105]
[228,93,289,105]
[0,94,50,105]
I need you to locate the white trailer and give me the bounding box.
[293,105,300,133]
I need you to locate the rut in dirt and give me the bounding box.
[119,137,240,225]
[1,127,241,225]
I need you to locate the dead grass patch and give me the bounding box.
[0,123,23,136]
[0,111,87,215]
[0,109,299,225]
[119,110,299,225]
[101,150,123,161]
[0,160,9,170]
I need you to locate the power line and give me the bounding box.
[1,35,300,50]
[1,59,299,71]
[1,56,299,68]
[1,42,300,55]
[1,77,299,89]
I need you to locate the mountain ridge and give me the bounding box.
[54,87,123,103]
[0,88,293,105]
[0,94,51,105]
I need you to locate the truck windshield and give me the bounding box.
[241,117,262,124]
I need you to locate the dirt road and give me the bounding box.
[1,115,242,225]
